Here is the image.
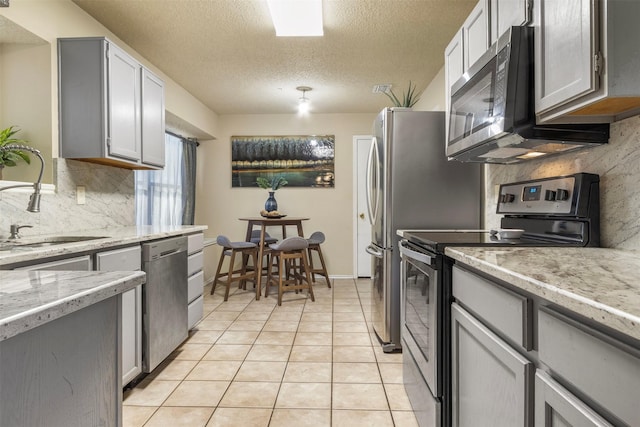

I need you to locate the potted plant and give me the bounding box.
[0,126,30,180]
[383,81,421,108]
[256,175,288,214]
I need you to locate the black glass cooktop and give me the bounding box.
[403,230,578,253]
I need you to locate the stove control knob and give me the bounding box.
[500,193,515,203]
[545,190,556,201]
[556,189,570,201]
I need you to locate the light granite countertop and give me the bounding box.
[0,225,207,267]
[445,247,640,342]
[0,270,146,341]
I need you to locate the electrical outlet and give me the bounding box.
[76,186,86,205]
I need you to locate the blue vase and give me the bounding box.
[265,191,278,212]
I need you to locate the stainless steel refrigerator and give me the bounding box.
[365,108,482,352]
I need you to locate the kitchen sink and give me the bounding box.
[0,236,109,250]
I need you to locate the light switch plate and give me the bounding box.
[76,185,86,205]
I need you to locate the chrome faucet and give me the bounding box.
[0,144,45,212]
[9,224,32,239]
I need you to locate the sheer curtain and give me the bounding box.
[135,133,196,226]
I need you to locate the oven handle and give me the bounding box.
[399,240,434,265]
[365,244,384,258]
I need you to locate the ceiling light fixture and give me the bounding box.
[267,0,323,37]
[297,86,312,114]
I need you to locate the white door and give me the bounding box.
[354,135,372,277]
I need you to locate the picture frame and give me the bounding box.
[231,135,335,188]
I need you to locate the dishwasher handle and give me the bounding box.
[142,236,188,262]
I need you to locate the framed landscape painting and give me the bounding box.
[231,135,335,188]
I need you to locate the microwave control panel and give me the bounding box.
[497,176,576,215]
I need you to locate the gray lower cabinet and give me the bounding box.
[538,308,640,426]
[0,294,121,427]
[95,245,143,386]
[187,233,204,329]
[535,370,613,427]
[451,303,534,427]
[452,264,640,426]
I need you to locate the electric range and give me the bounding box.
[399,172,600,427]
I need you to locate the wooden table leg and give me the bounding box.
[255,225,267,300]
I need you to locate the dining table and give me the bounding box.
[238,216,310,300]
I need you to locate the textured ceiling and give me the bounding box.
[71,0,477,115]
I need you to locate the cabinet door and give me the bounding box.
[463,0,490,70]
[96,246,142,385]
[141,68,165,167]
[535,0,599,114]
[107,42,141,162]
[491,0,531,42]
[451,303,533,427]
[445,28,464,144]
[445,29,464,96]
[535,371,613,427]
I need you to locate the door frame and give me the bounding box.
[353,134,372,278]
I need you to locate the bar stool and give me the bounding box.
[306,231,331,288]
[265,236,315,306]
[211,235,258,301]
[250,229,278,245]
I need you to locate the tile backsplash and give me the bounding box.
[485,114,640,250]
[0,159,135,239]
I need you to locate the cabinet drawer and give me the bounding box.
[14,255,92,271]
[188,251,203,277]
[453,266,532,350]
[187,233,204,255]
[535,370,612,427]
[538,308,640,426]
[188,270,204,303]
[188,295,203,329]
[95,245,141,271]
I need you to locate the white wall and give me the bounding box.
[412,66,446,112]
[195,113,375,279]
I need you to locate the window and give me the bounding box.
[135,132,197,226]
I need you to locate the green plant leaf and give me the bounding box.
[0,125,30,167]
[381,81,421,108]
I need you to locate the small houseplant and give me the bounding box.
[257,176,288,214]
[0,126,31,180]
[383,81,421,108]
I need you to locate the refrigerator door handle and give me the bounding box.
[366,244,384,258]
[365,137,379,225]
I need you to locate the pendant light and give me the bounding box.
[297,86,312,114]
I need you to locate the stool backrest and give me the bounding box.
[216,235,232,247]
[270,236,308,251]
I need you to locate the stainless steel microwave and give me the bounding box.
[446,26,609,164]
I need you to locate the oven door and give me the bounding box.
[400,240,441,397]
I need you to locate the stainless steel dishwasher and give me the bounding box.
[141,236,188,373]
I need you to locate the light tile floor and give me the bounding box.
[123,278,419,427]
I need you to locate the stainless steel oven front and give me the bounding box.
[400,239,446,427]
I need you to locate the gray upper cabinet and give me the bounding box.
[535,0,640,123]
[141,68,165,167]
[108,42,141,162]
[463,0,490,72]
[58,37,165,169]
[444,0,490,143]
[490,0,531,42]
